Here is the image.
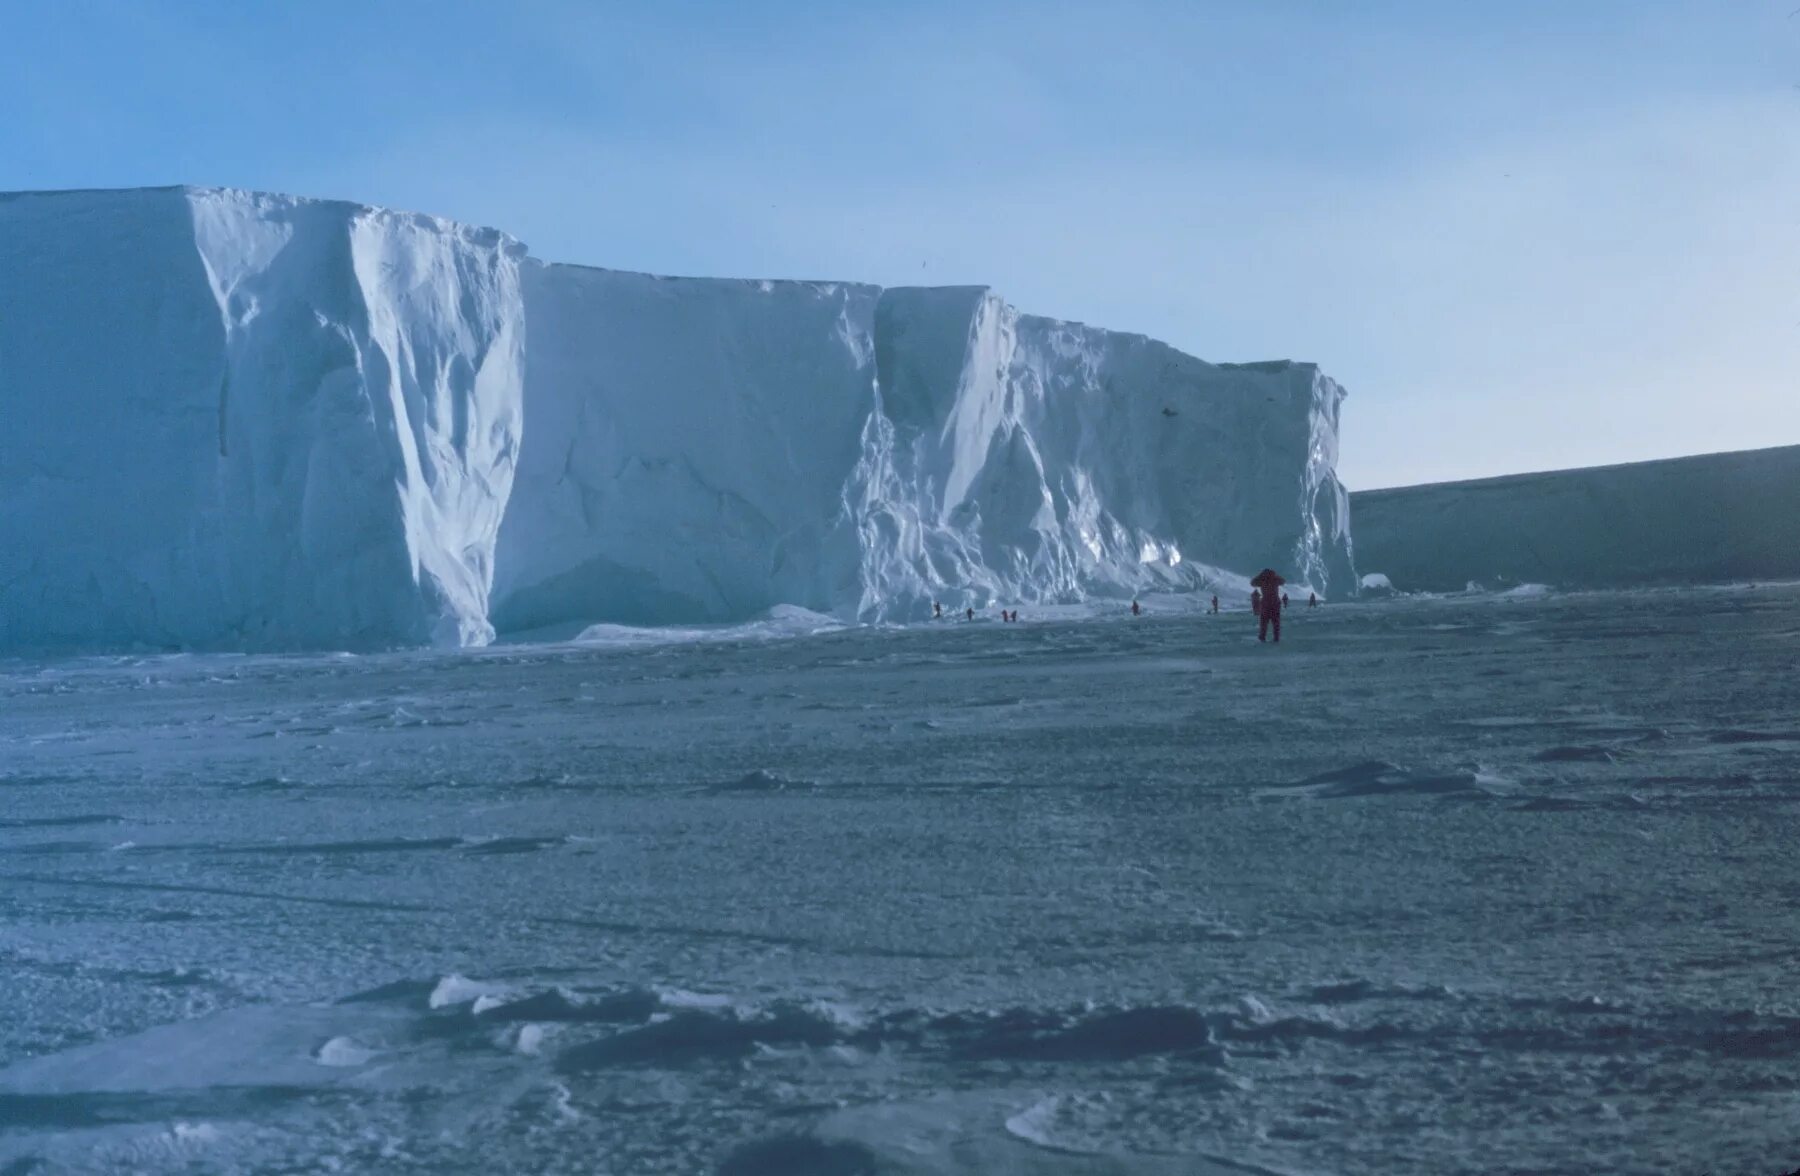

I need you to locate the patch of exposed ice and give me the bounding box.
[313,1036,377,1067]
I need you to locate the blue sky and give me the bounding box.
[3,0,1795,487]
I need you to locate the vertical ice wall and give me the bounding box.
[496,275,1355,630]
[850,288,1354,615]
[0,187,525,651]
[1,185,1352,651]
[492,264,882,629]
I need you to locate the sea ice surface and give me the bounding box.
[2,584,1797,1173]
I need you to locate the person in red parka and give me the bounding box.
[1259,585,1282,643]
[1247,569,1286,644]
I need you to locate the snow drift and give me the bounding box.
[1351,445,1800,592]
[0,187,525,651]
[2,186,1352,652]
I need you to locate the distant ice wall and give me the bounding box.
[496,276,1354,630]
[0,187,525,651]
[1350,445,1800,592]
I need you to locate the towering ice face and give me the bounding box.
[495,276,1354,629]
[0,187,525,651]
[493,264,881,629]
[2,186,1352,651]
[850,288,1354,616]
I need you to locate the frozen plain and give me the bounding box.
[1,585,1798,1175]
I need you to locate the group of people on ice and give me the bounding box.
[935,571,1317,639]
[932,602,1018,622]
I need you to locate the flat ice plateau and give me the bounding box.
[3,585,1798,1174]
[1352,445,1800,593]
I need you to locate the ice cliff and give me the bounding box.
[0,187,525,651]
[1351,446,1800,592]
[1,187,1352,652]
[847,288,1352,620]
[491,267,880,630]
[496,273,1351,630]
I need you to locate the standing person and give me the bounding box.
[1309,592,1318,608]
[1281,592,1289,609]
[1259,588,1283,643]
[1249,568,1286,644]
[1210,595,1219,614]
[1250,588,1262,617]
[933,601,942,619]
[1131,601,1142,617]
[965,607,974,621]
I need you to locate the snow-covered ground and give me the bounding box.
[2,585,1797,1174]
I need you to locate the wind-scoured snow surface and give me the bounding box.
[2,585,1798,1173]
[2,186,1350,651]
[0,187,526,652]
[1352,445,1800,593]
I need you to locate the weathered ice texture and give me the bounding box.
[493,274,1353,630]
[847,288,1352,618]
[1351,445,1800,592]
[2,186,1353,650]
[0,187,526,651]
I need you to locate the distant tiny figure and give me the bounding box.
[1281,592,1289,608]
[1131,600,1142,617]
[1250,588,1262,616]
[933,601,943,619]
[965,607,975,621]
[1308,592,1318,608]
[1210,595,1219,614]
